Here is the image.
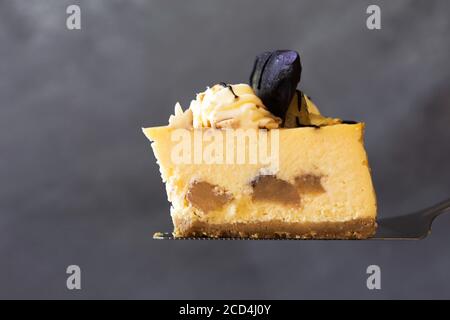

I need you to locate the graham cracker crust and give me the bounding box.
[173,216,377,239]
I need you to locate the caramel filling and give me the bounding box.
[186,181,233,213]
[186,174,324,213]
[294,174,325,194]
[251,175,300,205]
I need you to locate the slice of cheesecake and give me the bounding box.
[142,50,377,239]
[143,121,376,239]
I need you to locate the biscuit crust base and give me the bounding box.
[173,216,377,239]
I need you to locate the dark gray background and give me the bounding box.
[1,0,449,299]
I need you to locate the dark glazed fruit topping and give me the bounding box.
[249,50,302,118]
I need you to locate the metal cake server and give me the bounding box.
[372,197,450,240]
[153,197,450,240]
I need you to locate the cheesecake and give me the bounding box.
[143,50,377,239]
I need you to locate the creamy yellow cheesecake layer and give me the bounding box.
[143,123,377,226]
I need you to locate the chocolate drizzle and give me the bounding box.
[219,82,238,99]
[297,91,303,112]
[294,91,320,128]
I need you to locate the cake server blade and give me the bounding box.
[372,197,450,240]
[153,198,450,241]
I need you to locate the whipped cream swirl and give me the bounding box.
[188,84,281,129]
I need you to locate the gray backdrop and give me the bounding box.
[1,0,449,299]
